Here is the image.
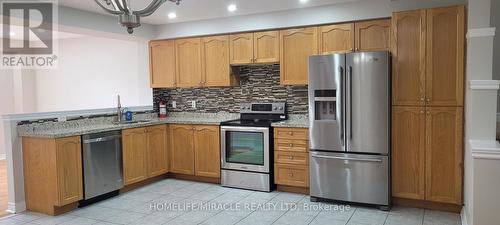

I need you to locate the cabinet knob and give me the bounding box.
[420,97,425,101]
[350,48,354,51]
[426,111,430,115]
[288,132,293,135]
[288,156,294,160]
[289,143,293,147]
[420,110,424,114]
[288,173,294,177]
[426,98,430,102]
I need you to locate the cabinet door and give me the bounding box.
[170,125,195,175]
[123,127,148,185]
[426,6,465,107]
[318,23,354,54]
[229,33,254,64]
[149,40,176,88]
[55,136,83,206]
[194,125,220,178]
[392,10,426,106]
[355,19,391,51]
[425,107,463,204]
[147,125,168,177]
[391,107,426,200]
[202,35,232,87]
[175,38,202,87]
[254,31,280,63]
[280,27,318,85]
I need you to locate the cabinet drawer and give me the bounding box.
[274,164,309,187]
[275,139,308,152]
[274,128,308,140]
[275,151,308,165]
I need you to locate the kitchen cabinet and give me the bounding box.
[318,23,354,54]
[123,125,169,185]
[23,136,83,215]
[354,19,391,51]
[147,125,169,177]
[392,107,426,200]
[425,6,465,107]
[194,125,221,178]
[392,106,463,205]
[123,127,148,185]
[229,33,254,64]
[425,107,463,204]
[175,37,203,87]
[280,27,318,85]
[391,9,426,106]
[170,125,195,175]
[253,31,280,63]
[229,31,280,65]
[201,35,239,87]
[392,6,464,107]
[170,124,221,178]
[149,40,176,88]
[274,128,309,188]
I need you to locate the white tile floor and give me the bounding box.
[1,179,462,225]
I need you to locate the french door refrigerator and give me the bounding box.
[308,51,390,209]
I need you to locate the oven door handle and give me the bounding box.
[221,126,270,132]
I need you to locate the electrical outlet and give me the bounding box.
[172,101,176,108]
[57,116,67,122]
[191,100,196,109]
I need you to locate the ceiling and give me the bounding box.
[57,0,362,25]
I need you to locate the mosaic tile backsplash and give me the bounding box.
[153,64,309,114]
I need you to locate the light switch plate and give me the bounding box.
[191,100,196,109]
[172,101,176,108]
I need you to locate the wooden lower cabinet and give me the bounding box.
[274,128,309,189]
[170,124,221,178]
[123,125,169,185]
[123,127,149,185]
[392,106,463,206]
[194,126,220,178]
[23,136,83,215]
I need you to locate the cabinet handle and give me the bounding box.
[288,173,294,177]
[426,111,430,115]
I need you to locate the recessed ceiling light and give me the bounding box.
[168,12,177,19]
[227,4,237,12]
[299,0,309,3]
[9,32,15,36]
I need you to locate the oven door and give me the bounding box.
[221,126,270,173]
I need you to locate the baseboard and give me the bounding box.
[6,201,26,214]
[0,154,5,160]
[392,197,462,213]
[461,207,469,225]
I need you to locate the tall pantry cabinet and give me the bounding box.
[391,5,465,208]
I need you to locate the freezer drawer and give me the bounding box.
[310,151,389,206]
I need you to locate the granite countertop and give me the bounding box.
[271,114,309,128]
[18,112,239,138]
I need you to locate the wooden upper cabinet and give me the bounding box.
[425,107,463,204]
[123,127,148,185]
[55,136,83,206]
[426,6,465,107]
[170,125,195,175]
[392,9,426,106]
[149,40,176,88]
[280,27,318,85]
[146,125,169,177]
[175,38,202,87]
[230,33,254,64]
[355,19,391,51]
[201,35,237,87]
[254,31,280,63]
[318,23,354,54]
[391,107,426,200]
[194,125,220,178]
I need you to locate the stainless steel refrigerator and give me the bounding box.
[308,52,390,209]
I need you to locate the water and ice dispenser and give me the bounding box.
[314,90,337,121]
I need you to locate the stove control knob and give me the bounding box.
[241,106,245,109]
[273,107,277,110]
[279,107,283,110]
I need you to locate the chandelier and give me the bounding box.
[95,0,181,34]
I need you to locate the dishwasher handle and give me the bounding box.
[83,135,121,144]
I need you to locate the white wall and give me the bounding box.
[154,0,466,39]
[0,70,15,158]
[34,36,152,112]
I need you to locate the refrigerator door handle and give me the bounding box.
[311,154,383,163]
[339,66,345,149]
[348,66,353,142]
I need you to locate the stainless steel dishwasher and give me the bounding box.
[82,131,123,200]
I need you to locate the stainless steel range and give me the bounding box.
[220,103,287,192]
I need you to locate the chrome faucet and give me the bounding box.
[117,95,123,122]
